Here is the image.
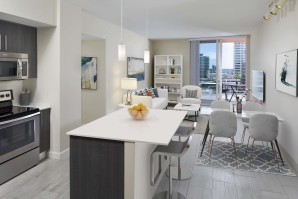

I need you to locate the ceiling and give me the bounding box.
[67,0,268,39]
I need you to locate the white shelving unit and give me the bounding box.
[154,55,183,103]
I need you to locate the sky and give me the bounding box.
[200,42,234,69]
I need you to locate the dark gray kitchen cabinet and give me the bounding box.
[0,20,37,78]
[39,108,51,153]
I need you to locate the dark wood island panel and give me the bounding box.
[70,136,124,199]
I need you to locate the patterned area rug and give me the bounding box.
[197,141,296,176]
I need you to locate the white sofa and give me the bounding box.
[123,88,168,109]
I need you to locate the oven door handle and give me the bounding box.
[0,112,40,125]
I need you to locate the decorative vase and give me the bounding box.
[236,97,242,113]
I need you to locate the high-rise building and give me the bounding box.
[234,42,246,85]
[200,53,209,80]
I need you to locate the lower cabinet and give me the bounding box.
[39,108,51,153]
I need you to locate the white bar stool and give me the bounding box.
[151,136,192,199]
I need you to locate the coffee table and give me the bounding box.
[174,103,200,122]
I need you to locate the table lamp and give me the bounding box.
[121,78,137,105]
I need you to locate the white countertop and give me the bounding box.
[14,104,51,110]
[67,108,187,145]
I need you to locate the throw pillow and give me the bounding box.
[185,89,197,98]
[152,88,159,98]
[148,88,156,98]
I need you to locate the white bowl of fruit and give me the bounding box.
[128,103,149,120]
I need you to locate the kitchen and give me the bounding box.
[0,1,150,196]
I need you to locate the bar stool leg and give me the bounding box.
[153,157,187,199]
[166,134,193,181]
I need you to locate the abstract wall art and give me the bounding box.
[127,57,145,81]
[81,57,97,90]
[276,50,298,96]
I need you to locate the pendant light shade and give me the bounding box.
[144,50,150,63]
[144,7,150,63]
[118,0,126,61]
[118,44,126,61]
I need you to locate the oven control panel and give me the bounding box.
[0,90,13,102]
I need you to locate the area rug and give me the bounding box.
[197,141,296,176]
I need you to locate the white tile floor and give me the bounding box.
[0,121,298,199]
[155,133,298,199]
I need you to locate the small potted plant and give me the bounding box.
[234,73,241,85]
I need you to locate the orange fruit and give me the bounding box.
[131,110,138,116]
[135,106,141,111]
[136,112,143,119]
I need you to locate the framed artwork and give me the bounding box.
[276,50,298,96]
[81,57,97,90]
[127,57,145,81]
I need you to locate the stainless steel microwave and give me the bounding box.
[0,52,29,80]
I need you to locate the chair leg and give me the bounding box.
[209,136,215,164]
[241,127,247,145]
[274,140,284,166]
[168,158,173,197]
[271,141,280,172]
[249,139,255,168]
[231,137,238,168]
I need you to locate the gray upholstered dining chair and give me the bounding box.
[241,102,264,144]
[209,110,238,167]
[210,100,230,109]
[246,113,282,169]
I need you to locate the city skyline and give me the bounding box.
[200,42,236,69]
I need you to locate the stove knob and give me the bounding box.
[6,94,10,97]
[0,94,4,98]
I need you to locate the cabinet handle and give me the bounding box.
[5,35,7,51]
[0,34,1,51]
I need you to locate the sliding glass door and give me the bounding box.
[199,40,218,105]
[190,37,247,106]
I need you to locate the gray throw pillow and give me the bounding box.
[185,89,197,98]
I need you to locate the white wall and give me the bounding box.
[59,0,82,151]
[24,0,82,154]
[81,39,106,124]
[81,12,151,113]
[250,1,298,169]
[0,0,56,26]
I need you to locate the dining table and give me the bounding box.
[199,107,284,163]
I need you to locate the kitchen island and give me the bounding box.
[67,108,186,199]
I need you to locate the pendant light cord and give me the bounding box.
[121,0,123,43]
[146,8,148,40]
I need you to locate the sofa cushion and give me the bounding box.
[180,98,201,105]
[152,88,159,97]
[152,98,168,109]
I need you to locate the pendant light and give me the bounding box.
[118,0,126,61]
[144,7,150,64]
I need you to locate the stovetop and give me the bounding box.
[0,106,39,123]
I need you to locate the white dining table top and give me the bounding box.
[200,107,284,121]
[67,108,187,145]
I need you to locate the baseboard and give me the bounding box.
[49,148,69,160]
[279,144,298,175]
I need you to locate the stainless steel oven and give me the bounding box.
[0,112,40,164]
[0,52,29,80]
[0,89,40,185]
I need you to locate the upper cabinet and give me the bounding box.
[0,20,37,78]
